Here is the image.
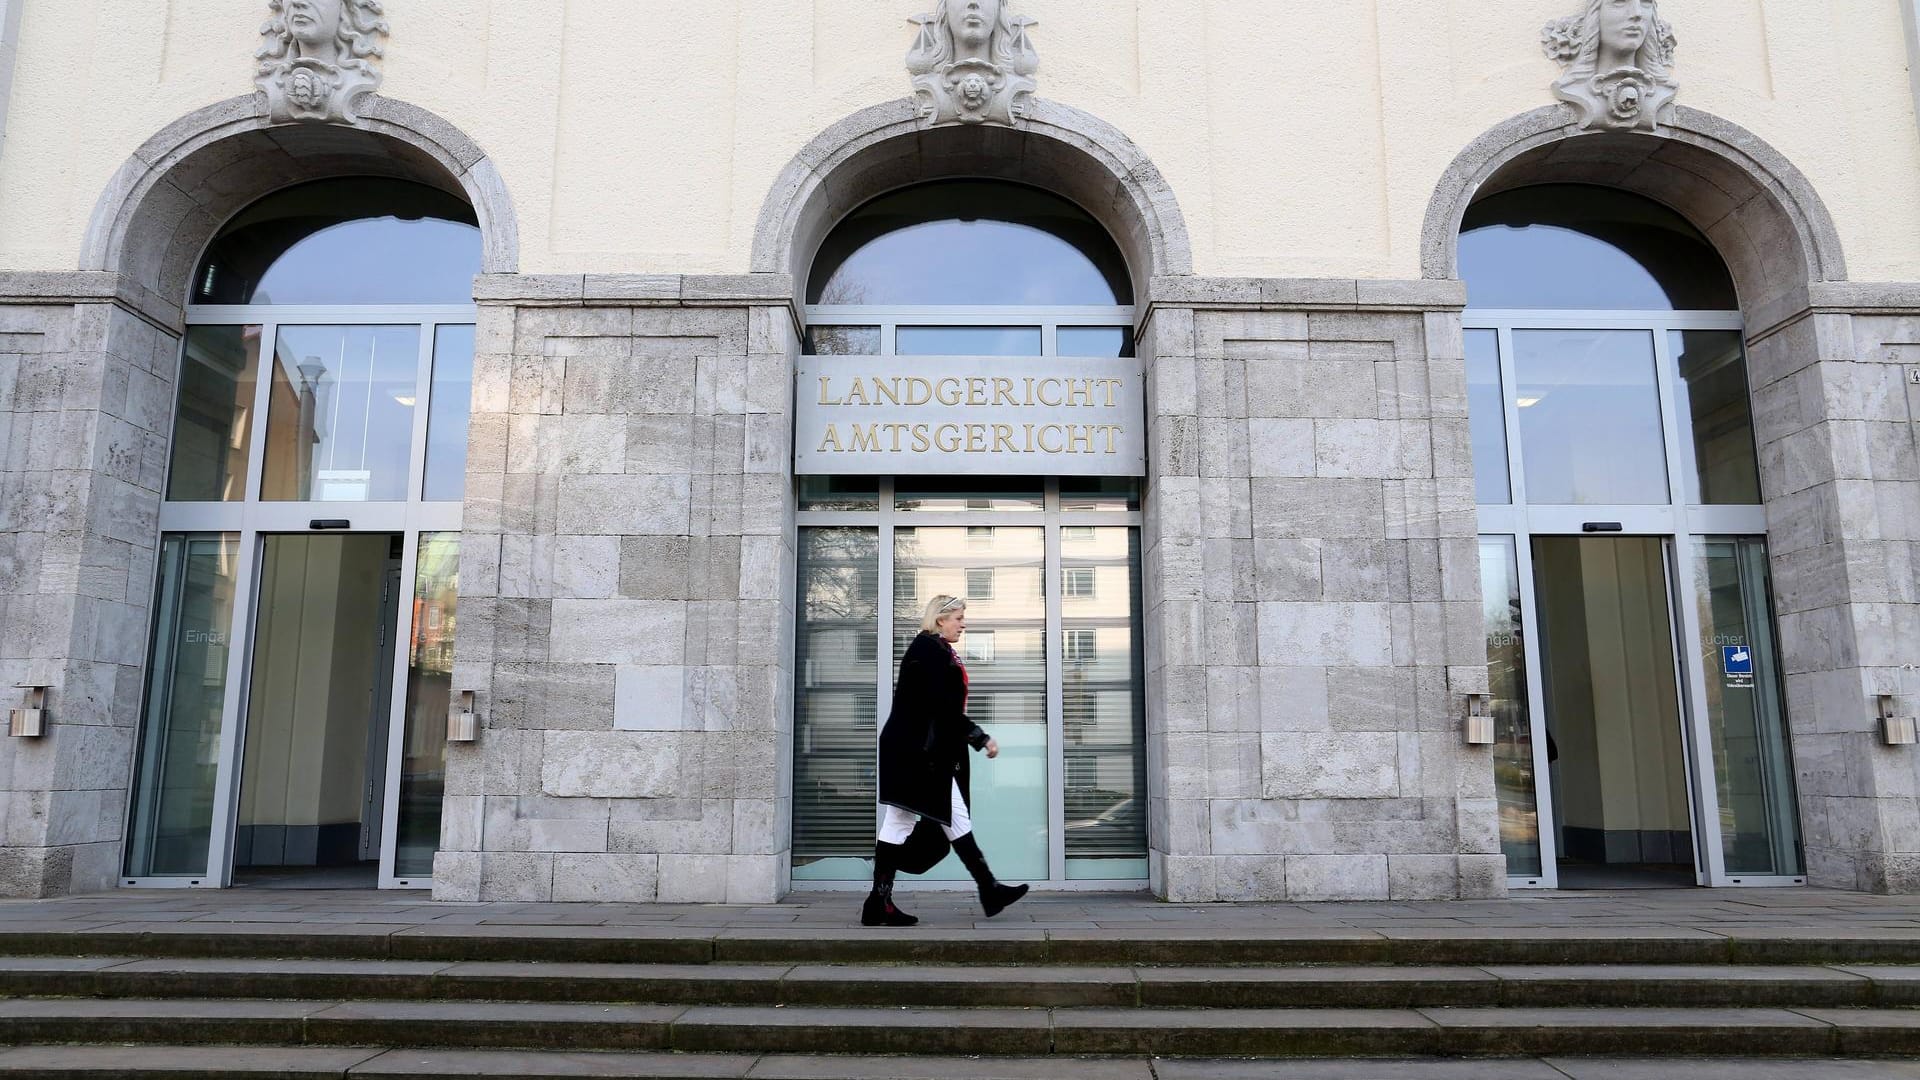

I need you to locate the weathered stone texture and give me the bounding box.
[0,299,174,896]
[437,297,795,903]
[1753,311,1920,893]
[1143,302,1503,902]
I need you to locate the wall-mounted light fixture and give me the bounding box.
[1464,694,1494,745]
[9,686,47,738]
[1879,695,1916,746]
[448,689,478,743]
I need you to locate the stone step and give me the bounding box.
[9,924,1920,967]
[1,956,1915,1009]
[4,1051,1920,1080]
[0,999,1918,1058]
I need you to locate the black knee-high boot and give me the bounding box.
[950,832,1028,918]
[861,842,918,927]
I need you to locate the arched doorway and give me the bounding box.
[789,178,1150,889]
[1462,182,1804,890]
[121,175,482,890]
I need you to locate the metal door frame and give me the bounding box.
[1467,309,1804,889]
[123,306,469,890]
[790,476,1148,891]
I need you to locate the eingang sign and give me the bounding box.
[795,355,1146,476]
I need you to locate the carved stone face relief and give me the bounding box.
[1542,0,1678,132]
[256,0,389,124]
[907,0,1039,127]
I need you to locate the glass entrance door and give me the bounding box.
[791,478,1147,889]
[1468,314,1805,888]
[1533,536,1699,888]
[124,314,474,889]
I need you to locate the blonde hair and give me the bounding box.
[920,594,966,634]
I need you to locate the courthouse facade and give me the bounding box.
[0,0,1918,902]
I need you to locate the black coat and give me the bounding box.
[878,631,989,825]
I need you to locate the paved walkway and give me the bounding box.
[1,885,1917,935]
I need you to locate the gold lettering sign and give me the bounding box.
[797,355,1144,476]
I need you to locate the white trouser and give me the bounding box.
[879,779,971,844]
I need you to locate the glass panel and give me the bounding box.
[1672,330,1762,505]
[790,529,881,877]
[894,526,1049,881]
[1695,536,1803,877]
[1512,329,1669,504]
[1057,326,1134,358]
[166,325,262,502]
[261,325,421,502]
[1062,527,1147,874]
[237,535,397,872]
[1480,536,1540,877]
[125,534,240,878]
[808,180,1132,305]
[1059,478,1141,512]
[1460,185,1738,311]
[396,533,459,878]
[896,326,1042,357]
[422,325,475,502]
[805,326,882,356]
[193,178,481,306]
[799,476,880,511]
[1533,536,1694,881]
[1466,329,1511,505]
[896,477,1044,513]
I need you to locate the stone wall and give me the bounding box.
[1139,279,1504,902]
[0,275,177,896]
[433,275,797,904]
[1750,289,1920,892]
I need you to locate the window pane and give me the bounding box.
[1057,326,1134,358]
[893,526,1048,881]
[1059,477,1140,512]
[1063,527,1147,873]
[1695,537,1802,877]
[1673,330,1762,505]
[1512,329,1669,504]
[1461,185,1738,311]
[422,325,475,502]
[194,178,480,306]
[167,326,261,502]
[1480,536,1540,878]
[261,325,421,502]
[805,326,881,356]
[791,528,880,877]
[1466,329,1511,505]
[799,476,879,511]
[896,477,1043,513]
[896,326,1041,357]
[809,180,1132,305]
[396,533,459,878]
[125,534,239,878]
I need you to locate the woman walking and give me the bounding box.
[862,594,1030,927]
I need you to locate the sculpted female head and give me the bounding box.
[1542,0,1677,131]
[919,0,1025,69]
[260,0,388,65]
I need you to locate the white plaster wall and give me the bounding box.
[0,0,1917,283]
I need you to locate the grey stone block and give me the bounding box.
[1287,853,1389,901]
[552,852,660,902]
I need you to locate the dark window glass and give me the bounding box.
[808,181,1133,306]
[194,178,481,306]
[805,326,882,355]
[896,326,1041,356]
[1057,326,1134,358]
[1461,185,1737,311]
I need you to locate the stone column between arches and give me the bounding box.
[0,275,179,897]
[1139,279,1504,902]
[433,274,797,904]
